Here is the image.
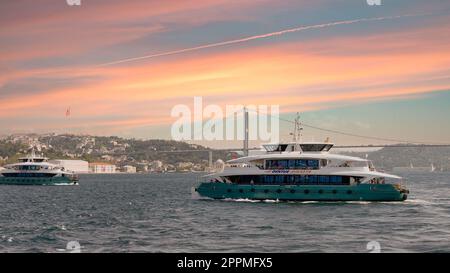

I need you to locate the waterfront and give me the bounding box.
[0,172,449,252]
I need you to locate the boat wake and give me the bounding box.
[222,198,280,203]
[403,199,436,205]
[209,199,427,205]
[51,183,79,186]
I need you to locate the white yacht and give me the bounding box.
[0,151,78,185]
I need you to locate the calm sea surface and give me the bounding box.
[0,172,449,252]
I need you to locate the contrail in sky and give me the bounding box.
[98,13,424,67]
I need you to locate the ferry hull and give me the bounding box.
[0,176,78,186]
[196,183,408,202]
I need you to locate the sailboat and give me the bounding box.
[393,161,431,173]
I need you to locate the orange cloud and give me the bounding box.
[1,13,450,133]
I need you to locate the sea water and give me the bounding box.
[0,172,449,252]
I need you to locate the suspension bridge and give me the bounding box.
[155,110,450,169]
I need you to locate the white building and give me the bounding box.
[149,160,163,172]
[50,159,89,174]
[89,162,116,174]
[122,165,137,173]
[151,160,163,169]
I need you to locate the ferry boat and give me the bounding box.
[195,120,409,202]
[0,151,78,185]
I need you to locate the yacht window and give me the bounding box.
[339,161,351,167]
[330,176,343,184]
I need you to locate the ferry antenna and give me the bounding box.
[244,108,450,145]
[290,112,303,143]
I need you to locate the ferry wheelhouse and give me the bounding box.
[0,151,78,185]
[196,141,409,202]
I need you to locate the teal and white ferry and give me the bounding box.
[196,122,409,202]
[0,151,78,185]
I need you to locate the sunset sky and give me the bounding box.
[1,0,450,147]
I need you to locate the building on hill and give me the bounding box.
[122,165,137,173]
[89,162,116,174]
[50,159,89,174]
[149,160,163,172]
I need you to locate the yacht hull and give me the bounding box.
[196,183,408,202]
[0,176,78,185]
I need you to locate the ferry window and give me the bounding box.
[266,159,321,170]
[275,176,284,183]
[265,176,274,184]
[304,176,310,183]
[278,160,288,169]
[295,160,307,168]
[319,176,329,183]
[322,145,333,151]
[287,176,295,184]
[265,160,276,169]
[307,160,319,169]
[288,160,296,169]
[277,145,288,152]
[329,176,335,184]
[265,144,289,152]
[301,144,326,152]
[305,175,317,184]
[300,175,307,183]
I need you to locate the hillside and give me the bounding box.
[341,146,450,171]
[0,134,229,170]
